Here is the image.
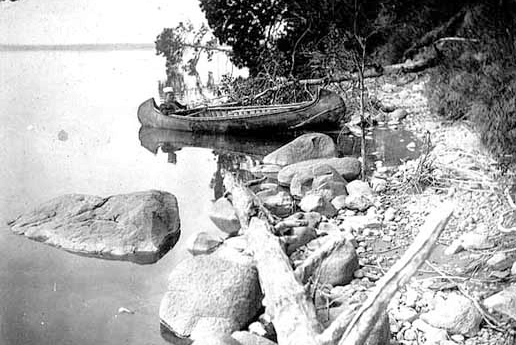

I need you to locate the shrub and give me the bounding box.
[425,3,516,160]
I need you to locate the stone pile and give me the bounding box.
[160,133,394,344]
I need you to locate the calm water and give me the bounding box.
[0,49,420,345]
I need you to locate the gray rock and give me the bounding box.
[391,109,408,121]
[282,226,317,255]
[345,180,373,197]
[412,319,448,343]
[263,133,337,167]
[483,284,516,321]
[283,212,322,229]
[421,293,482,336]
[331,195,347,210]
[209,197,241,235]
[159,249,262,339]
[9,191,180,264]
[255,189,294,217]
[290,164,347,199]
[278,157,361,186]
[371,177,387,193]
[344,194,373,212]
[383,207,396,222]
[232,331,276,345]
[316,239,358,286]
[186,232,224,256]
[298,193,337,218]
[486,252,512,270]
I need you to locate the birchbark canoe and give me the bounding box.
[137,89,346,133]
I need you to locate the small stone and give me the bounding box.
[451,334,465,342]
[354,268,365,278]
[346,180,373,197]
[382,235,392,242]
[331,195,347,210]
[445,239,464,255]
[371,177,387,193]
[483,283,516,320]
[384,207,396,222]
[403,328,418,341]
[511,261,516,276]
[58,129,68,141]
[344,194,373,212]
[394,306,418,322]
[460,232,494,250]
[486,252,511,270]
[405,288,419,308]
[299,193,337,217]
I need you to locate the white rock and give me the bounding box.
[421,293,482,336]
[483,284,516,320]
[384,207,396,222]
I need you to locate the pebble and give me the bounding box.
[354,268,365,278]
[451,334,465,342]
[403,328,418,341]
[384,207,396,222]
[511,261,516,276]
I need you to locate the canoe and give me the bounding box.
[137,88,346,133]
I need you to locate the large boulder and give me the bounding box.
[159,246,263,339]
[8,191,180,264]
[278,157,361,186]
[263,133,337,167]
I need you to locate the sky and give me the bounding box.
[0,0,206,45]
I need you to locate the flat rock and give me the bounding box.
[8,191,180,264]
[483,284,516,320]
[263,133,337,166]
[159,248,262,339]
[278,157,361,186]
[421,293,482,336]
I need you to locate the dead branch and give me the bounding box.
[318,203,454,345]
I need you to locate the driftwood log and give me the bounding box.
[224,174,453,344]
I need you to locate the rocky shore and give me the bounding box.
[7,75,515,344]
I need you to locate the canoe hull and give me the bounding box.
[137,89,346,133]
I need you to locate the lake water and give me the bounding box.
[0,49,420,345]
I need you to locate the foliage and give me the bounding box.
[425,3,516,159]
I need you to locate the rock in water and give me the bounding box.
[278,157,361,186]
[8,191,180,264]
[186,232,224,256]
[263,133,337,166]
[209,197,241,235]
[159,249,262,339]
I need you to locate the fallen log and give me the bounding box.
[225,173,454,345]
[319,203,454,345]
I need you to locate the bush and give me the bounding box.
[425,3,516,160]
